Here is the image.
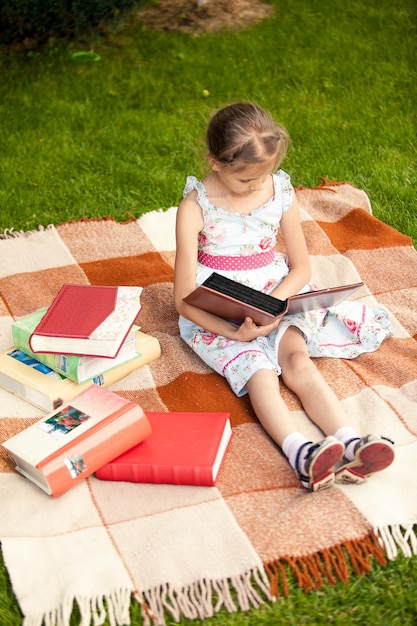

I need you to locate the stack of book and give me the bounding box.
[1,283,233,496]
[0,284,161,413]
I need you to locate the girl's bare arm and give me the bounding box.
[268,196,311,301]
[174,195,281,341]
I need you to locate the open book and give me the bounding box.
[183,272,364,326]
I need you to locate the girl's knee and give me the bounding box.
[247,368,280,393]
[281,350,315,388]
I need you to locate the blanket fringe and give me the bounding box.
[0,224,55,239]
[22,590,132,626]
[20,528,417,626]
[266,532,387,596]
[133,566,271,626]
[0,214,139,239]
[375,523,417,561]
[19,569,269,626]
[62,214,137,226]
[295,178,357,193]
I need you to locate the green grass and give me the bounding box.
[1,0,417,623]
[0,0,416,243]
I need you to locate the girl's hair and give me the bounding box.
[206,102,290,169]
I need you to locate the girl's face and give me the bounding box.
[210,154,278,197]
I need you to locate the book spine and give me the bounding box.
[0,369,60,413]
[97,463,214,486]
[12,319,82,382]
[13,321,151,384]
[39,407,152,497]
[0,335,159,413]
[0,352,93,412]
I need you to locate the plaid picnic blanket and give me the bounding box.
[1,181,416,626]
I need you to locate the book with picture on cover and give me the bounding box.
[96,411,232,486]
[29,284,143,358]
[0,340,160,413]
[1,384,152,497]
[12,310,160,384]
[184,272,364,326]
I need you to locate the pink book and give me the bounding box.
[2,385,152,497]
[29,284,142,358]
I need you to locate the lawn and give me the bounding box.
[1,0,416,243]
[0,0,416,623]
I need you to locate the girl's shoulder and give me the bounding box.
[272,169,294,212]
[183,175,214,215]
[183,175,206,198]
[272,169,292,187]
[177,188,205,231]
[179,175,208,210]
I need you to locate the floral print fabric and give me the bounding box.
[178,171,393,396]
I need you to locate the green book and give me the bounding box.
[12,309,141,384]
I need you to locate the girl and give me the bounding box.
[174,102,394,492]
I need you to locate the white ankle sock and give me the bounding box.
[334,426,360,461]
[282,432,311,473]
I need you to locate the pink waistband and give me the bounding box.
[198,250,274,271]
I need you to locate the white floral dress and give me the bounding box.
[178,170,393,397]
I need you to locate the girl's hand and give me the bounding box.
[233,316,282,342]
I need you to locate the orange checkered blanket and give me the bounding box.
[1,182,416,626]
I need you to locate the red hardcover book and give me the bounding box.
[2,385,152,497]
[95,411,233,486]
[29,284,143,358]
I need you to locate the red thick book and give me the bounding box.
[29,284,143,358]
[95,411,233,486]
[2,385,152,497]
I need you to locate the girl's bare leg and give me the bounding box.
[246,368,297,447]
[245,364,345,491]
[278,326,349,434]
[246,326,349,445]
[246,326,394,490]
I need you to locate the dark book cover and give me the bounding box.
[184,272,363,325]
